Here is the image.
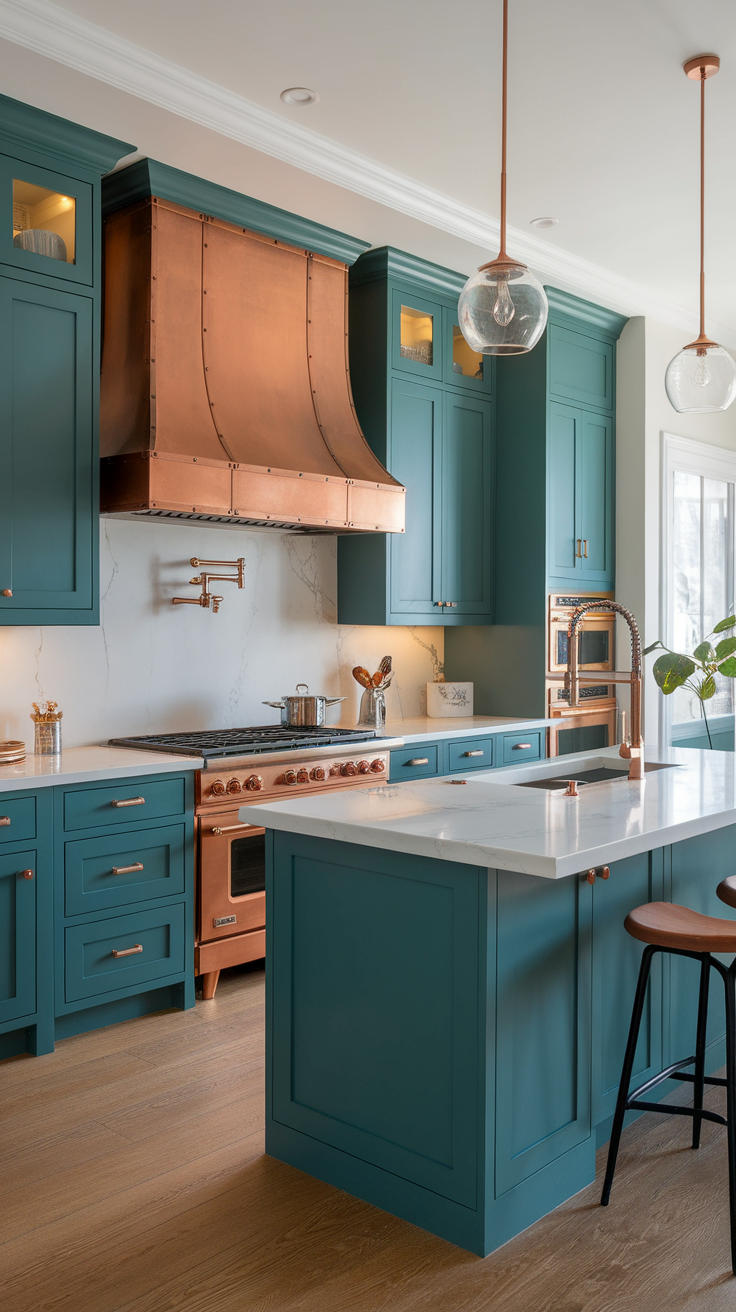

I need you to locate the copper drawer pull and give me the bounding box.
[445,601,457,608]
[405,758,429,767]
[212,823,255,835]
[512,743,532,751]
[19,869,33,880]
[111,796,145,808]
[463,750,485,758]
[583,539,589,558]
[111,944,143,958]
[575,539,582,558]
[111,862,144,875]
[0,816,10,826]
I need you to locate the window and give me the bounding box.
[662,435,736,744]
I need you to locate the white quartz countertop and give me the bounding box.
[242,746,736,880]
[0,745,203,792]
[336,715,552,745]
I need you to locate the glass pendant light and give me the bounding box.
[458,0,547,356]
[665,55,736,413]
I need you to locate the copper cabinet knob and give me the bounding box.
[1,589,11,597]
[296,768,309,783]
[369,759,385,773]
[310,766,326,781]
[340,761,357,776]
[19,869,33,880]
[283,770,298,785]
[244,774,263,791]
[226,778,241,794]
[210,780,226,796]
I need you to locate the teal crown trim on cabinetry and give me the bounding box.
[445,287,627,719]
[338,247,494,626]
[102,158,370,267]
[0,93,134,626]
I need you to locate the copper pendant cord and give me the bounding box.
[682,54,720,353]
[499,0,508,261]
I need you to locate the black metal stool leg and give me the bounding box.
[721,963,736,1276]
[692,954,712,1149]
[601,944,656,1206]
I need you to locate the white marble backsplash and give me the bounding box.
[0,519,444,748]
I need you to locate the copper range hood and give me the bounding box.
[100,196,405,534]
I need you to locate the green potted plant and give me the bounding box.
[645,615,736,748]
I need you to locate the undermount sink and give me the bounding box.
[515,762,676,791]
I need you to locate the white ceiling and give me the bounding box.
[2,0,736,341]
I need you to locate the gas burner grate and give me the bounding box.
[109,724,380,759]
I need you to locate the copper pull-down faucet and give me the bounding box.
[565,601,644,781]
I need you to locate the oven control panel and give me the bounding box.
[199,752,390,804]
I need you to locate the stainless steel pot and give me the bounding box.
[263,683,346,727]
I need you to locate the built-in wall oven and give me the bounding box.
[546,591,618,757]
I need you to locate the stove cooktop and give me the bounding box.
[108,725,382,760]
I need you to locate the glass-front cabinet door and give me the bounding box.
[0,152,92,285]
[442,307,492,394]
[391,288,443,382]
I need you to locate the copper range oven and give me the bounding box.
[110,726,401,999]
[546,591,618,756]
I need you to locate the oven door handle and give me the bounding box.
[210,823,259,836]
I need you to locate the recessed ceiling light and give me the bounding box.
[280,87,319,106]
[529,216,558,229]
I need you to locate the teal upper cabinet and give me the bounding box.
[548,323,614,412]
[338,248,493,626]
[547,401,614,584]
[0,94,133,626]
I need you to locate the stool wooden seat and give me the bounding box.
[625,901,736,953]
[602,897,736,1275]
[719,877,736,910]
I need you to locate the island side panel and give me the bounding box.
[265,830,488,1255]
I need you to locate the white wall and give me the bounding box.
[616,317,736,748]
[0,519,443,749]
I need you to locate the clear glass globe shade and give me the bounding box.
[458,263,548,355]
[665,344,736,413]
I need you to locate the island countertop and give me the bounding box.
[242,745,736,879]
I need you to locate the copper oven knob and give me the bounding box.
[329,763,341,776]
[369,759,385,773]
[244,774,263,791]
[210,779,226,796]
[226,778,241,794]
[283,769,298,786]
[310,766,326,781]
[357,760,371,774]
[296,768,309,783]
[340,761,357,777]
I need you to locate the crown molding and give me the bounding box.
[1,0,733,346]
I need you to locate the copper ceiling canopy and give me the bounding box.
[100,197,405,534]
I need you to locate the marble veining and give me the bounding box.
[243,746,736,880]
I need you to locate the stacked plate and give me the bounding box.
[0,740,26,764]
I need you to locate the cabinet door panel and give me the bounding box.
[442,306,492,394]
[441,393,492,616]
[592,852,663,1127]
[391,288,443,383]
[0,151,93,287]
[0,278,94,618]
[0,847,36,1024]
[548,324,613,411]
[389,378,441,617]
[580,412,613,580]
[548,401,579,580]
[495,870,591,1195]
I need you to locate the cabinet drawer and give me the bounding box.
[447,737,494,772]
[390,744,439,781]
[0,795,36,845]
[501,732,542,765]
[63,777,186,832]
[64,904,186,1002]
[64,823,187,917]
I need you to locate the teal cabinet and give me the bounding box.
[0,846,38,1025]
[0,93,132,627]
[338,248,494,626]
[0,789,53,1059]
[548,322,614,411]
[388,728,544,780]
[547,400,613,585]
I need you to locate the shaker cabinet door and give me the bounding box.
[579,411,613,581]
[548,401,580,581]
[0,277,96,623]
[440,392,492,618]
[0,847,37,1025]
[388,377,441,618]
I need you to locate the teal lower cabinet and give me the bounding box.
[266,826,736,1256]
[389,729,544,781]
[0,769,195,1060]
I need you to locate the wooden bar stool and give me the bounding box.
[601,881,736,1274]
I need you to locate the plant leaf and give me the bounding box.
[715,636,736,660]
[714,616,736,633]
[693,641,716,663]
[643,640,665,655]
[700,674,717,701]
[719,657,736,677]
[652,652,696,694]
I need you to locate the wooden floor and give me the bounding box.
[2,967,736,1312]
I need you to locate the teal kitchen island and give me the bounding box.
[243,747,736,1256]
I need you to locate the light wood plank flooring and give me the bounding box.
[2,964,735,1311]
